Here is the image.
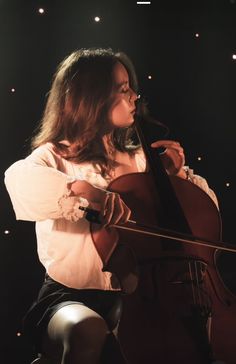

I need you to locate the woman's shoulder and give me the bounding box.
[31,142,74,160]
[27,142,65,168]
[30,142,55,156]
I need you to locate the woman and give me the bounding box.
[4,48,218,364]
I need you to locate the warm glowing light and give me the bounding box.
[197,156,202,161]
[195,33,199,38]
[94,16,100,22]
[11,88,15,93]
[38,8,45,14]
[148,75,152,79]
[16,332,21,337]
[4,230,10,234]
[226,182,230,187]
[232,54,236,60]
[137,1,151,4]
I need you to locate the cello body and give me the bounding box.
[92,172,236,364]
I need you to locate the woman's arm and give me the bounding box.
[5,144,131,225]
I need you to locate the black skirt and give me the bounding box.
[23,274,122,352]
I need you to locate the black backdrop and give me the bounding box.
[0,1,236,363]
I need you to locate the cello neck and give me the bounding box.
[134,113,192,234]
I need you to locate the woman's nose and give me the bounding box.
[129,88,138,102]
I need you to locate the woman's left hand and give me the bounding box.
[151,139,185,176]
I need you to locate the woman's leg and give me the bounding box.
[41,303,108,364]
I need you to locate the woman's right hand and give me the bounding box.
[98,191,131,227]
[70,180,131,226]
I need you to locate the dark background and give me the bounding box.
[0,0,236,363]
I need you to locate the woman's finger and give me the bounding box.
[100,192,115,226]
[106,193,124,226]
[117,200,131,224]
[150,140,180,149]
[164,145,185,158]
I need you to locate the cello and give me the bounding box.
[84,108,236,363]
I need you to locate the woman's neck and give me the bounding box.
[102,133,116,157]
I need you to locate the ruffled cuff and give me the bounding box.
[58,194,89,222]
[183,166,194,181]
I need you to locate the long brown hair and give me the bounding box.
[31,48,140,175]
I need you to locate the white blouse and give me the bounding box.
[4,142,218,290]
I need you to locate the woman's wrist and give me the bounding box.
[175,167,188,179]
[176,166,193,181]
[70,180,106,203]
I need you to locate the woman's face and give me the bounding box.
[109,61,137,128]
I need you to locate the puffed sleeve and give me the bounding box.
[4,144,88,222]
[183,166,219,209]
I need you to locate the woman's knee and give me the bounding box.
[42,303,108,361]
[64,311,108,349]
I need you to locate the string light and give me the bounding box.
[38,8,45,14]
[232,54,236,60]
[94,16,100,22]
[197,156,202,161]
[195,33,200,38]
[16,332,21,337]
[226,182,230,187]
[4,230,10,234]
[11,88,15,93]
[148,75,152,79]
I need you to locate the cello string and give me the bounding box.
[200,261,207,313]
[194,260,203,308]
[188,260,197,305]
